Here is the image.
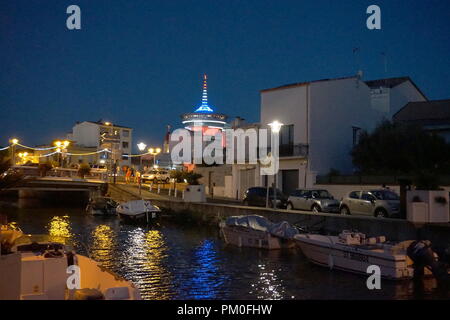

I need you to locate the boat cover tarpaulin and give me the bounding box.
[225,215,298,239]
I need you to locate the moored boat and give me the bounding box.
[86,196,118,216]
[116,199,161,223]
[219,215,298,250]
[0,225,141,300]
[294,230,417,280]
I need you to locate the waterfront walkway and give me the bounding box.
[109,182,450,247]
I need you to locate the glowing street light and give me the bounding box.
[137,142,147,152]
[54,140,70,167]
[137,142,147,171]
[9,138,19,166]
[148,147,161,167]
[268,120,283,133]
[266,120,284,208]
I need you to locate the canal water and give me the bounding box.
[1,198,448,300]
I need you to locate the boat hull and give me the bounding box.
[295,235,414,280]
[118,211,159,222]
[220,225,296,250]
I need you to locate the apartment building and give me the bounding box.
[68,120,133,167]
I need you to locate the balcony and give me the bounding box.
[278,143,308,158]
[100,132,120,144]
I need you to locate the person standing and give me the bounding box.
[125,167,132,184]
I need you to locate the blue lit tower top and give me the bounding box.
[194,74,214,113]
[181,74,228,132]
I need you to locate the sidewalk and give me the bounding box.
[111,182,242,205]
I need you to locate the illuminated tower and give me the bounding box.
[181,74,228,134]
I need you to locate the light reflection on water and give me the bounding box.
[4,202,448,300]
[121,228,173,300]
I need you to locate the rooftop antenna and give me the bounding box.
[353,47,361,72]
[381,52,388,87]
[353,48,363,88]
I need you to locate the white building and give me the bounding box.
[393,99,450,143]
[232,75,427,198]
[68,120,133,167]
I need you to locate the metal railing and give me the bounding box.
[13,166,108,181]
[278,143,309,157]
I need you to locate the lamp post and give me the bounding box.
[104,122,114,182]
[54,140,70,167]
[137,142,147,171]
[266,121,283,208]
[148,147,161,167]
[9,138,19,167]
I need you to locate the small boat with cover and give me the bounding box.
[219,215,299,250]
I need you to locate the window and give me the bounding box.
[122,130,130,138]
[371,190,399,200]
[349,191,360,199]
[280,124,294,145]
[352,126,361,147]
[302,191,312,198]
[361,192,375,201]
[122,142,129,149]
[122,153,129,160]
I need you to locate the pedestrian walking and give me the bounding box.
[125,167,132,184]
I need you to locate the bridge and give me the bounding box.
[6,166,108,198]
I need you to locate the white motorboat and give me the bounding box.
[219,215,298,250]
[116,199,161,222]
[294,230,420,280]
[0,226,141,300]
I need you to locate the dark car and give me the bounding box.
[242,187,288,209]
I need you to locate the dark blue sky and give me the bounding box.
[1,0,449,151]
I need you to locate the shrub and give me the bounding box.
[78,163,91,178]
[183,172,202,185]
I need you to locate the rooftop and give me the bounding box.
[365,76,427,99]
[260,75,357,93]
[260,75,427,100]
[84,120,132,129]
[393,99,450,125]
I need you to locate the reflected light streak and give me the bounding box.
[47,215,73,242]
[123,228,173,300]
[249,263,285,300]
[91,224,115,269]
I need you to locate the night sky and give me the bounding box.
[1,0,449,152]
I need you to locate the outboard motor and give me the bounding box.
[407,240,450,287]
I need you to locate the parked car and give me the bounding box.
[242,187,288,209]
[91,164,107,172]
[141,170,170,183]
[286,189,340,213]
[339,189,400,218]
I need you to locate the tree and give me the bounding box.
[351,120,450,176]
[0,150,22,190]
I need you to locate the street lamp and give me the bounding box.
[103,122,115,182]
[266,120,284,208]
[137,142,147,171]
[148,147,161,167]
[54,140,70,167]
[9,138,19,166]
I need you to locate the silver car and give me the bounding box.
[287,189,340,213]
[141,170,170,183]
[339,189,400,218]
